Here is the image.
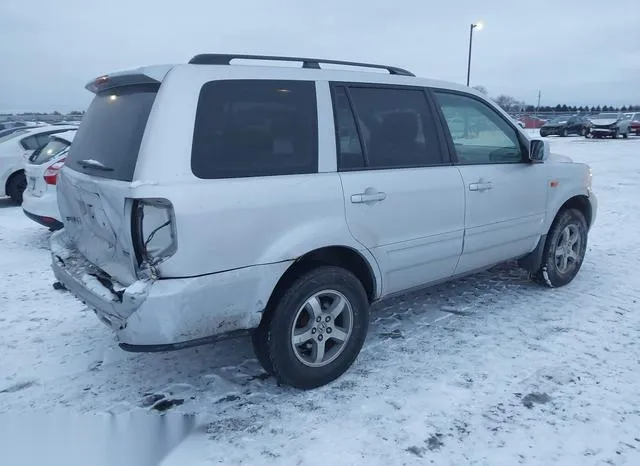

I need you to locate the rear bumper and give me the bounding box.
[50,230,291,348]
[22,189,62,228]
[23,209,63,230]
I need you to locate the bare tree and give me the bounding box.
[472,85,488,95]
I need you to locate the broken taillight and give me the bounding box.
[44,158,66,185]
[131,199,177,269]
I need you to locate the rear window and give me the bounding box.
[66,84,158,181]
[30,138,70,165]
[191,79,318,179]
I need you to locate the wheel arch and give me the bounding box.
[555,194,592,228]
[264,245,380,319]
[5,169,25,196]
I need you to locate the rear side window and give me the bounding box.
[334,86,444,170]
[191,80,318,179]
[30,138,70,165]
[20,135,40,150]
[66,84,158,181]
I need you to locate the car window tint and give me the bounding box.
[30,138,70,165]
[36,133,52,147]
[67,85,159,181]
[192,80,318,179]
[20,135,40,150]
[332,86,365,170]
[434,91,523,165]
[346,87,443,169]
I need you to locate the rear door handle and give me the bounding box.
[469,182,493,192]
[351,191,387,204]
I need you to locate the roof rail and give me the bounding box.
[188,54,415,77]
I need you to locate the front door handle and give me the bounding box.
[469,182,493,192]
[351,191,387,204]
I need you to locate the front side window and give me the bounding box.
[434,91,524,165]
[192,80,318,179]
[340,86,443,169]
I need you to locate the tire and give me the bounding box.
[533,209,588,288]
[6,171,26,204]
[254,266,369,389]
[611,129,618,139]
[622,131,629,139]
[580,128,587,136]
[561,128,568,137]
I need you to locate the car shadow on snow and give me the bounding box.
[0,197,17,209]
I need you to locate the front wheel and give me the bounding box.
[533,209,588,288]
[581,128,587,136]
[612,129,618,139]
[253,266,369,389]
[561,128,568,137]
[622,131,629,139]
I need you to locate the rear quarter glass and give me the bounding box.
[66,84,159,181]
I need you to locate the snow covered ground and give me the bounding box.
[1,134,640,465]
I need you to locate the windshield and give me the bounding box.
[66,84,158,181]
[0,128,27,144]
[594,113,618,119]
[29,138,70,165]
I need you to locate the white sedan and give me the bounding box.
[22,130,76,230]
[0,125,77,203]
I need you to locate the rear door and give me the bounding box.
[333,84,465,296]
[432,90,547,274]
[58,83,159,286]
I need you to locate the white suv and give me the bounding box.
[51,54,597,389]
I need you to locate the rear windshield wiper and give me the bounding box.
[77,159,114,172]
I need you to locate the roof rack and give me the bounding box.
[188,54,415,77]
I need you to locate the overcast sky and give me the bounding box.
[1,0,638,113]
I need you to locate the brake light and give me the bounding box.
[44,158,66,185]
[131,199,177,270]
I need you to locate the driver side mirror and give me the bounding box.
[529,139,546,163]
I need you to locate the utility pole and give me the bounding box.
[466,22,483,86]
[536,90,541,116]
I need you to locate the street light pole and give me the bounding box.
[466,21,483,87]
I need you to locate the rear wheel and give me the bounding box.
[561,128,568,137]
[533,209,588,288]
[622,131,629,139]
[6,171,26,204]
[580,128,587,136]
[612,129,618,139]
[253,266,369,389]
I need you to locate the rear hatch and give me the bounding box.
[25,134,74,197]
[58,80,160,286]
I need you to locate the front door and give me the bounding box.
[432,90,548,274]
[332,84,465,296]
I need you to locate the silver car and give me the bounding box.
[587,112,631,138]
[51,54,597,389]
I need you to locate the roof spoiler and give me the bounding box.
[85,65,173,94]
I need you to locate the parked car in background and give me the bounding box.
[22,130,76,230]
[518,115,547,129]
[587,112,631,138]
[540,115,590,137]
[51,54,597,390]
[0,125,77,203]
[623,113,640,136]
